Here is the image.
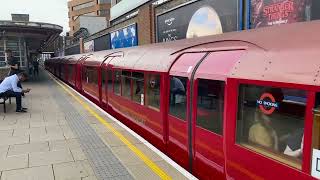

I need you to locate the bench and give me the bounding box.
[0,94,11,113]
[0,67,13,113]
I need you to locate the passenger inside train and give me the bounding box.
[237,85,306,168]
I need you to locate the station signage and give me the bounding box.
[110,24,138,49]
[250,0,320,28]
[257,93,279,115]
[156,0,239,42]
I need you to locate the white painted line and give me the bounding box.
[55,77,198,180]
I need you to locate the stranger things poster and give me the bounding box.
[156,0,239,43]
[250,0,319,28]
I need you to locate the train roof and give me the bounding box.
[52,20,320,86]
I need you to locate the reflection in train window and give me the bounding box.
[132,72,144,104]
[121,71,131,99]
[197,79,224,135]
[114,70,121,95]
[145,74,161,110]
[169,76,187,120]
[236,84,306,169]
[107,69,112,93]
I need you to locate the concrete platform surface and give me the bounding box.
[0,69,192,180]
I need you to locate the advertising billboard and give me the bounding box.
[84,40,94,53]
[94,34,110,51]
[156,0,239,42]
[110,24,138,49]
[250,0,320,28]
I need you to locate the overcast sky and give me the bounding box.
[0,0,70,34]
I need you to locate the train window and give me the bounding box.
[132,72,144,105]
[82,67,98,97]
[114,70,121,95]
[107,69,112,93]
[145,74,161,110]
[196,79,224,135]
[169,76,188,120]
[236,84,306,169]
[101,69,107,102]
[68,65,74,82]
[121,71,131,99]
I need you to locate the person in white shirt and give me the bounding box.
[0,72,30,112]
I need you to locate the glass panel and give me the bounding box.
[121,71,131,99]
[169,76,187,120]
[107,69,112,92]
[114,70,121,95]
[313,93,320,150]
[236,84,306,169]
[196,79,224,135]
[146,74,161,110]
[82,67,98,97]
[68,65,74,82]
[102,69,106,102]
[132,72,144,104]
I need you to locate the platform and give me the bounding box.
[0,69,195,180]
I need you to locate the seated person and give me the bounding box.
[284,128,304,158]
[249,110,279,151]
[0,72,30,112]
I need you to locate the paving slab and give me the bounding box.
[7,142,49,156]
[49,139,81,151]
[29,149,74,167]
[0,154,28,171]
[53,161,93,180]
[1,165,54,180]
[0,135,29,146]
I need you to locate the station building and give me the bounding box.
[0,14,62,68]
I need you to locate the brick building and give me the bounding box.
[64,0,320,55]
[68,0,111,36]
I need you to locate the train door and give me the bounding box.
[167,53,207,169]
[191,50,244,179]
[225,79,314,179]
[101,57,114,109]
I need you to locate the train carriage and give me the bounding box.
[45,20,320,180]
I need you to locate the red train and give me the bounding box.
[45,21,320,180]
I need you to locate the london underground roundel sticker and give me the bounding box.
[256,93,279,115]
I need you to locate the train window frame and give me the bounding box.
[145,73,161,111]
[196,79,225,135]
[169,76,188,121]
[235,82,308,170]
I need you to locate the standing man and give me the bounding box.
[0,72,30,112]
[32,59,39,77]
[5,49,20,76]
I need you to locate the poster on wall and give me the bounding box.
[84,40,94,53]
[156,0,239,42]
[94,34,110,51]
[110,24,138,49]
[250,0,320,28]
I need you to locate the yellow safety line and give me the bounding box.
[49,74,172,180]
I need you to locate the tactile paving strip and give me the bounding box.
[47,78,133,180]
